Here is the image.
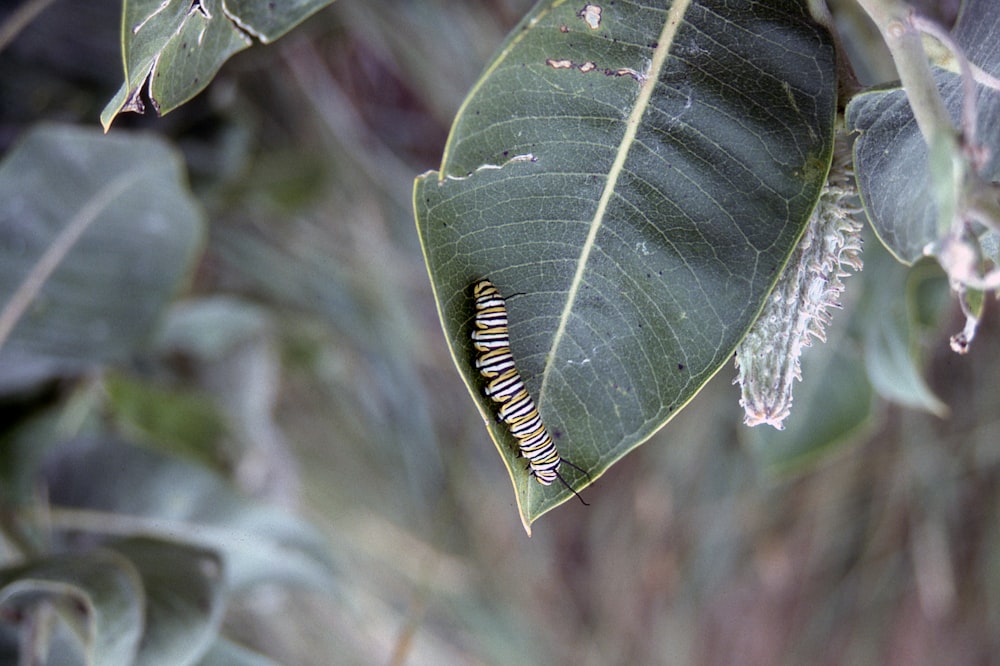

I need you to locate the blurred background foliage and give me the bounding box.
[1,0,999,664]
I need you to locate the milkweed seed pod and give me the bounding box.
[735,133,863,429]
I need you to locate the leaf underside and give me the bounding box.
[414,0,836,529]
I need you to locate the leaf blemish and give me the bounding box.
[189,0,211,20]
[444,153,537,182]
[133,0,172,34]
[577,4,602,30]
[544,58,646,82]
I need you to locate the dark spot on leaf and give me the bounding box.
[677,364,685,371]
[649,41,659,48]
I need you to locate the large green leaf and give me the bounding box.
[414,0,837,529]
[846,0,1000,264]
[0,124,204,391]
[101,0,336,129]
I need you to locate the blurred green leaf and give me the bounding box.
[860,245,948,415]
[101,0,336,129]
[44,437,335,593]
[0,397,93,509]
[108,538,225,666]
[846,0,1000,263]
[0,550,144,666]
[0,540,225,665]
[0,124,204,392]
[908,258,953,329]
[414,0,837,527]
[105,373,229,468]
[153,297,270,360]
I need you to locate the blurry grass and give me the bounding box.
[4,0,1000,663]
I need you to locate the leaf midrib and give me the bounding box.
[539,0,693,401]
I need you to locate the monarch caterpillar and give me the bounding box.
[471,279,588,505]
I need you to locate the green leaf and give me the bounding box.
[222,0,334,42]
[859,245,948,416]
[414,0,837,529]
[845,0,1000,264]
[105,373,229,469]
[101,0,336,129]
[45,437,335,593]
[153,297,271,360]
[0,124,204,391]
[0,540,225,665]
[0,550,144,666]
[108,538,225,666]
